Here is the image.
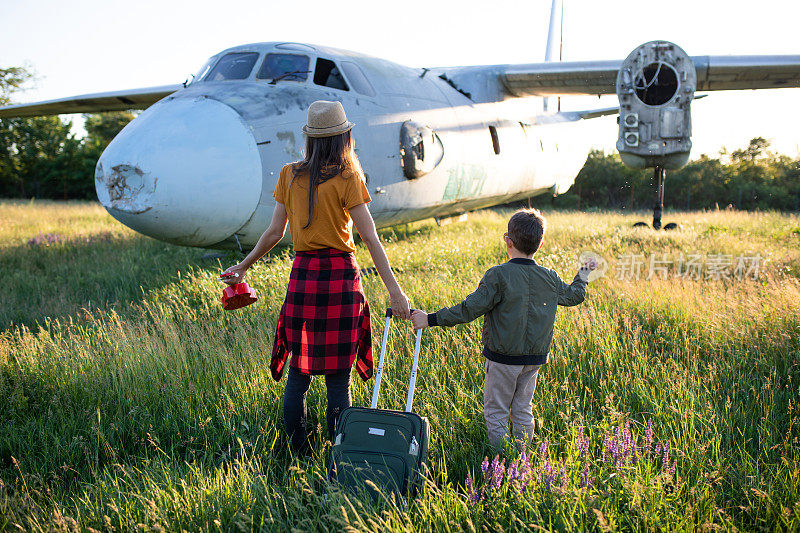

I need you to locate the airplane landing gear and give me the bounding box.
[633,166,679,230]
[652,166,665,230]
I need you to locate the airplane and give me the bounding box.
[2,0,799,249]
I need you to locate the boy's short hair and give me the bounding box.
[508,209,547,255]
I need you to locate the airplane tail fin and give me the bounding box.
[543,0,564,112]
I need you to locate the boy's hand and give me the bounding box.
[578,257,597,282]
[411,310,429,329]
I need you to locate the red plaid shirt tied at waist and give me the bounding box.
[271,249,373,381]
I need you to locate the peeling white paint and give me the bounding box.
[95,162,156,214]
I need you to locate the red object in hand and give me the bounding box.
[221,282,258,311]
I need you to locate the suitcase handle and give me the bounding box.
[370,308,423,412]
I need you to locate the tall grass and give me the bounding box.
[1,202,799,531]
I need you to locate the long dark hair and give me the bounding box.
[291,130,363,229]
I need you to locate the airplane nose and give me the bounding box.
[95,97,262,247]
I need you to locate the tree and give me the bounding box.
[0,65,94,198]
[0,116,88,198]
[536,139,800,212]
[731,136,770,164]
[0,67,34,105]
[83,111,135,152]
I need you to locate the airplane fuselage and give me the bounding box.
[95,42,592,249]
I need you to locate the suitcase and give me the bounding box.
[328,308,430,501]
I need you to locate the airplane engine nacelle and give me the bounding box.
[400,121,444,179]
[616,41,695,170]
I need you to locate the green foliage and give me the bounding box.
[83,111,135,152]
[0,204,799,531]
[0,67,34,106]
[0,65,135,200]
[0,117,89,199]
[544,138,800,212]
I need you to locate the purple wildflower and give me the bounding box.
[542,453,555,492]
[506,464,520,484]
[467,416,670,500]
[491,458,505,489]
[580,464,594,489]
[466,473,482,502]
[559,460,568,488]
[520,449,532,475]
[489,454,500,480]
[604,430,625,467]
[27,233,66,247]
[623,421,632,458]
[577,426,590,458]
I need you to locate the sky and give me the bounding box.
[2,0,800,158]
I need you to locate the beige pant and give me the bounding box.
[484,359,542,449]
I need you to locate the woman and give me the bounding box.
[223,100,411,453]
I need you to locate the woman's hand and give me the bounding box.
[390,290,411,320]
[221,263,248,285]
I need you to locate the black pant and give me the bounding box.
[283,366,352,453]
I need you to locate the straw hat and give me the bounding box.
[302,100,354,137]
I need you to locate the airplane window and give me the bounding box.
[257,54,310,82]
[489,126,500,155]
[341,62,375,97]
[194,58,215,83]
[314,58,349,91]
[204,52,259,81]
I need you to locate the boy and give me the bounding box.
[411,209,595,449]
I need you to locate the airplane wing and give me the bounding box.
[563,105,620,121]
[0,84,183,118]
[502,55,800,96]
[557,94,707,122]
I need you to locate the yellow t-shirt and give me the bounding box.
[273,163,372,253]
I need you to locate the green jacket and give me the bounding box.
[428,258,588,365]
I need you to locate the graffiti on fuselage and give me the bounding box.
[441,164,488,202]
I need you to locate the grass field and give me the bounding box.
[1,200,799,531]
